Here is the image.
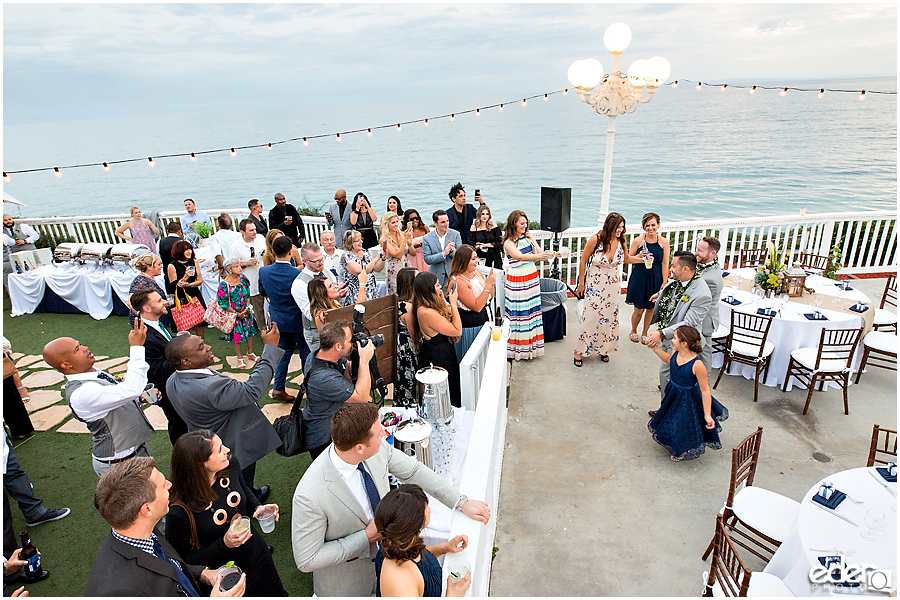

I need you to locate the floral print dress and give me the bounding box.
[575,241,624,357]
[340,251,378,306]
[217,275,259,344]
[394,301,418,408]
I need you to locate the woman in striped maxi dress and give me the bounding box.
[503,210,549,360]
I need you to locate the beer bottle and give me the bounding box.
[19,531,41,577]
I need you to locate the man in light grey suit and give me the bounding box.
[421,209,462,287]
[645,251,712,405]
[695,237,724,374]
[325,188,353,243]
[165,322,283,499]
[291,403,491,597]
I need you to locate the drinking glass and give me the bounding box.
[230,516,251,535]
[814,293,823,317]
[216,565,243,592]
[861,509,886,541]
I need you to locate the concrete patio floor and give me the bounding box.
[490,277,897,597]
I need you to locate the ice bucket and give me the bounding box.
[415,365,453,425]
[392,418,432,469]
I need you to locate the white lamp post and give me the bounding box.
[568,23,671,225]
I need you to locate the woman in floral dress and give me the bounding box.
[503,210,548,360]
[394,267,418,408]
[339,230,384,306]
[218,258,259,369]
[379,211,413,295]
[574,212,645,366]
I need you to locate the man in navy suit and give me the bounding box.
[421,210,462,287]
[445,182,484,245]
[258,235,308,401]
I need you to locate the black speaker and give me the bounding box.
[540,187,571,233]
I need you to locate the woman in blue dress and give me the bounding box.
[218,258,259,369]
[647,325,728,461]
[374,484,470,597]
[626,212,670,343]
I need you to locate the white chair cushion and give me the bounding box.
[863,331,898,353]
[789,347,849,372]
[732,486,799,542]
[874,308,897,326]
[731,340,774,359]
[708,572,794,597]
[713,323,730,339]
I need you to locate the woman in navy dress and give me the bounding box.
[626,212,670,343]
[374,484,470,597]
[647,325,728,461]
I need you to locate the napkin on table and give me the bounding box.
[804,313,829,321]
[812,489,846,509]
[876,467,897,483]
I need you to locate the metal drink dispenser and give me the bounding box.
[414,365,453,425]
[392,419,433,469]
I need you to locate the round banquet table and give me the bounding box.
[763,467,896,596]
[714,269,872,390]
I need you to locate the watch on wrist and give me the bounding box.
[455,494,468,511]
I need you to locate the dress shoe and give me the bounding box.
[648,410,657,417]
[268,545,275,555]
[271,390,296,402]
[252,484,271,504]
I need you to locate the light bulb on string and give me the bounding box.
[367,128,372,137]
[859,90,866,101]
[450,114,455,122]
[499,104,504,111]
[230,148,236,156]
[54,167,61,178]
[2,172,9,183]
[544,94,548,101]
[696,82,702,90]
[476,109,481,116]
[721,84,727,92]
[336,133,341,142]
[672,80,678,90]
[818,89,825,99]
[563,88,568,95]
[303,138,309,147]
[780,88,787,96]
[190,152,197,162]
[522,98,527,106]
[267,143,272,149]
[396,123,401,131]
[424,119,429,126]
[148,158,154,167]
[102,162,110,171]
[749,86,756,95]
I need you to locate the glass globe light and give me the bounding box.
[627,59,648,88]
[644,56,671,87]
[603,22,631,53]
[567,58,604,88]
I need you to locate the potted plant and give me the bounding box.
[753,240,788,295]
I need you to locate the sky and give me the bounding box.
[2,3,897,126]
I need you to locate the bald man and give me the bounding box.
[326,189,352,242]
[43,320,155,477]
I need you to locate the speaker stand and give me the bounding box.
[546,231,578,297]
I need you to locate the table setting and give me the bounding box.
[715,268,873,389]
[763,465,896,596]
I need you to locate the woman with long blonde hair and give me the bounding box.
[379,211,414,295]
[412,272,462,407]
[263,229,301,267]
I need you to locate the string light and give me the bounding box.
[818,89,825,99]
[696,82,702,90]
[672,80,678,90]
[544,94,549,101]
[230,148,236,156]
[190,152,197,161]
[499,104,504,111]
[303,137,309,147]
[522,98,527,106]
[563,88,568,95]
[367,128,372,136]
[266,143,272,149]
[424,119,429,126]
[148,157,154,167]
[336,133,341,142]
[780,88,788,96]
[476,109,481,116]
[721,84,727,93]
[749,86,756,95]
[102,162,110,171]
[54,167,61,178]
[859,90,866,101]
[396,123,401,131]
[2,172,9,183]
[450,114,455,122]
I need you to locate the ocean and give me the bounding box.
[3,76,896,228]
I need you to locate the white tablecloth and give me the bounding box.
[7,245,221,320]
[764,467,897,596]
[714,286,868,390]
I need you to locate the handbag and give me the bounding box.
[204,285,236,334]
[3,353,17,380]
[171,290,206,333]
[273,393,307,457]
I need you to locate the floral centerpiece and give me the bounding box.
[753,241,788,293]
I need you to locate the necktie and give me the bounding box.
[97,371,117,384]
[314,272,326,279]
[152,538,199,597]
[159,325,173,341]
[357,462,381,515]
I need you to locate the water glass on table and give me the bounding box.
[861,509,886,541]
[813,293,824,317]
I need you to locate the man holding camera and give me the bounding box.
[302,321,376,460]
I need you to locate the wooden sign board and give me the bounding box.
[323,294,398,385]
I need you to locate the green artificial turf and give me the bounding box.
[3,304,315,596]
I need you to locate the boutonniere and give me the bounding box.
[681,294,690,302]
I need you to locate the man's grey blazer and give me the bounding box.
[700,266,724,337]
[291,440,460,597]
[327,203,353,245]
[650,276,712,341]
[421,228,462,287]
[166,343,284,469]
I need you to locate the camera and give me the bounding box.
[352,304,384,348]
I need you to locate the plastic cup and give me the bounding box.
[644,255,653,269]
[448,561,470,584]
[256,511,276,534]
[230,516,250,535]
[216,565,242,592]
[491,326,502,341]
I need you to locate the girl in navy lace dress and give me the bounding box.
[647,325,728,461]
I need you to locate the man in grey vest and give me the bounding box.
[695,236,724,375]
[43,319,156,477]
[2,215,38,254]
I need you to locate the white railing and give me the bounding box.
[459,271,507,412]
[443,320,509,597]
[19,210,897,276]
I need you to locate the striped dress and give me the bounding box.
[505,236,544,360]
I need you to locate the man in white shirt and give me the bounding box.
[42,320,156,477]
[179,199,212,236]
[230,219,267,327]
[320,231,344,283]
[292,243,347,353]
[210,213,242,277]
[2,215,38,253]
